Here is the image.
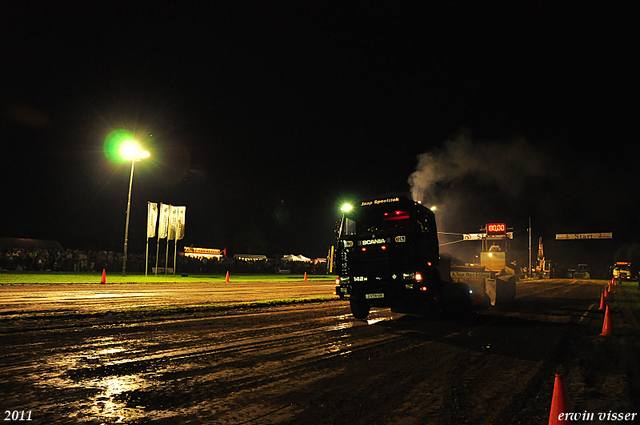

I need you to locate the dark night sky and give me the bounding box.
[2,1,640,270]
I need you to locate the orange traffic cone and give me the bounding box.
[548,374,571,425]
[101,269,107,284]
[600,305,613,337]
[225,271,230,283]
[304,272,308,281]
[599,291,606,310]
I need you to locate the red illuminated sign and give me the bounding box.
[486,223,506,234]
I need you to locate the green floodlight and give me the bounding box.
[104,129,150,163]
[119,140,141,160]
[104,129,134,163]
[119,140,150,161]
[341,203,353,213]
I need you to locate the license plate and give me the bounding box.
[365,293,384,299]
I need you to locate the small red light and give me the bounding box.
[335,277,340,284]
[381,245,387,250]
[362,247,367,252]
[427,261,432,267]
[419,286,427,292]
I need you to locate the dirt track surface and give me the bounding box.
[1,279,639,424]
[0,280,336,315]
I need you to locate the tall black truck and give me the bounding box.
[334,196,471,319]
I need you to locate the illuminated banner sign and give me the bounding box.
[147,202,158,239]
[184,247,223,259]
[464,232,513,240]
[486,223,506,235]
[175,206,186,241]
[451,271,492,278]
[158,203,170,239]
[361,197,400,207]
[556,233,612,240]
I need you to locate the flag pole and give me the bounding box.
[145,202,150,276]
[165,238,170,275]
[145,237,149,276]
[165,204,173,275]
[155,237,160,276]
[173,234,178,276]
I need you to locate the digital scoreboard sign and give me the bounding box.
[486,223,506,235]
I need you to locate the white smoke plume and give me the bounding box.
[408,133,549,205]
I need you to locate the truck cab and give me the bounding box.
[612,262,632,280]
[334,196,470,319]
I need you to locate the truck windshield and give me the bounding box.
[342,208,413,236]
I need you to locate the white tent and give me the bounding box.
[282,254,312,262]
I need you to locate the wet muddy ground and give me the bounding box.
[1,279,638,424]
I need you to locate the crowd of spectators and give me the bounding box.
[0,247,147,272]
[183,255,327,275]
[1,246,329,275]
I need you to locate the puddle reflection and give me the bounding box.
[366,317,391,325]
[39,337,153,423]
[90,375,147,423]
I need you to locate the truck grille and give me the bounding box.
[348,250,389,277]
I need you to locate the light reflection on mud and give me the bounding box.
[90,375,147,423]
[366,316,391,325]
[41,339,151,423]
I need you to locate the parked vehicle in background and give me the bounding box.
[612,261,632,280]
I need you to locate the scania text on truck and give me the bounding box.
[334,196,471,319]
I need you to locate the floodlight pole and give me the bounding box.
[123,159,136,276]
[528,217,532,279]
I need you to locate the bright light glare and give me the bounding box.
[430,206,437,211]
[119,141,150,161]
[119,140,141,160]
[341,204,353,213]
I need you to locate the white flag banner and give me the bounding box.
[147,202,158,238]
[175,206,186,240]
[168,205,178,240]
[158,203,170,239]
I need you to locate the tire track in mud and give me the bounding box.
[1,281,603,424]
[1,303,403,423]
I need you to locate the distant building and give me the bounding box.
[184,246,225,260]
[0,237,64,252]
[233,254,267,261]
